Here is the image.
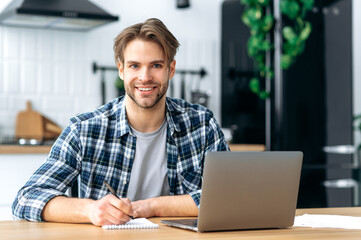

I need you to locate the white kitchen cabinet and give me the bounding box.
[0,154,46,220]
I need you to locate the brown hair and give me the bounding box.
[113,18,180,66]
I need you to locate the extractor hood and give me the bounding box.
[0,0,119,31]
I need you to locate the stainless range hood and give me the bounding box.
[0,0,119,31]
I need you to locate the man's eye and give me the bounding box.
[130,64,139,69]
[153,64,162,68]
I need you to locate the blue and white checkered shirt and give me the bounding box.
[12,97,229,222]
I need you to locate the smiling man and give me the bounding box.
[12,18,229,226]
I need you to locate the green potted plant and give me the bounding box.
[241,0,314,99]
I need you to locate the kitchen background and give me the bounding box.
[0,0,223,136]
[0,0,361,219]
[0,0,225,220]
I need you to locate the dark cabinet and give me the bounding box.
[221,0,355,207]
[221,0,265,145]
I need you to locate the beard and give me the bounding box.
[125,79,169,109]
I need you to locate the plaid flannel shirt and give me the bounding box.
[12,97,229,222]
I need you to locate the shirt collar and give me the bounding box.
[165,97,184,134]
[116,97,131,138]
[115,97,185,138]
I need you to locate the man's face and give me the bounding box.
[118,39,176,110]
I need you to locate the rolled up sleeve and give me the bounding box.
[189,189,202,207]
[188,117,230,208]
[12,124,82,221]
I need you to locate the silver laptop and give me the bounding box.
[161,151,303,232]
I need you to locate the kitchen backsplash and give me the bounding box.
[0,26,101,136]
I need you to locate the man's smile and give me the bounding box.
[138,87,153,91]
[135,86,157,94]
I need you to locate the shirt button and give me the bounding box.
[123,180,127,185]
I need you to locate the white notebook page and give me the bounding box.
[294,214,361,229]
[102,218,159,230]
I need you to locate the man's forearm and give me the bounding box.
[42,196,94,223]
[132,194,198,218]
[42,194,199,223]
[152,195,198,216]
[42,195,134,226]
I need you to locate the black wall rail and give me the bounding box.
[173,67,207,99]
[92,62,118,105]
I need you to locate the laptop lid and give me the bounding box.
[161,151,303,232]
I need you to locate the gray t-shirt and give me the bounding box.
[126,119,170,201]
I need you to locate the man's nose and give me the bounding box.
[138,67,152,81]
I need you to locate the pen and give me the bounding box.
[103,180,134,219]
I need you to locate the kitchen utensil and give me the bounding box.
[15,101,62,141]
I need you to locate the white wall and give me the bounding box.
[0,0,224,137]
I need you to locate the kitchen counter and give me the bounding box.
[0,144,265,154]
[0,145,52,154]
[229,144,265,151]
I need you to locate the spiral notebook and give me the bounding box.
[102,218,159,230]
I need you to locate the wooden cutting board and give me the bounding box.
[15,101,62,140]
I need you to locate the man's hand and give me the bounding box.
[42,195,134,226]
[89,194,134,226]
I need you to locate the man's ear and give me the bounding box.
[169,60,176,79]
[117,61,124,79]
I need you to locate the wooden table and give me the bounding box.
[1,208,361,240]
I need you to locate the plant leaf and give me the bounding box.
[299,21,312,40]
[240,0,257,5]
[283,26,298,44]
[260,40,272,50]
[296,41,306,56]
[247,37,258,56]
[247,7,263,22]
[259,90,270,99]
[280,0,288,14]
[240,0,250,4]
[301,0,314,11]
[262,14,274,31]
[281,54,293,69]
[241,12,252,27]
[257,0,270,6]
[283,42,295,54]
[249,78,260,93]
[281,0,300,20]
